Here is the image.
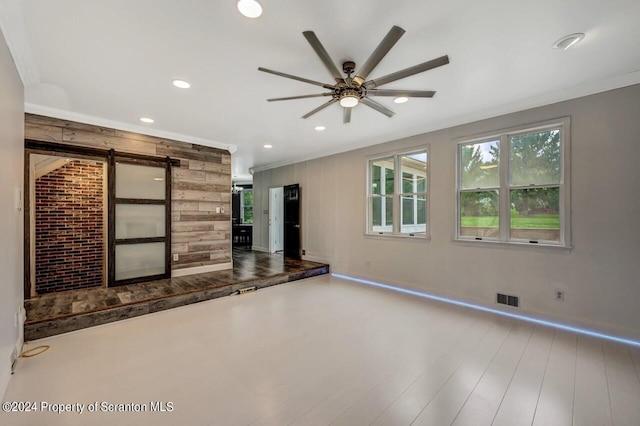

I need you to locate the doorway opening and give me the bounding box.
[25,141,176,298]
[30,154,107,296]
[269,187,283,253]
[268,184,301,259]
[232,184,253,248]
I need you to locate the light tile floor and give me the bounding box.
[3,274,640,425]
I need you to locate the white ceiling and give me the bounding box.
[2,0,640,182]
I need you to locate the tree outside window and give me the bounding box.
[241,189,253,224]
[457,119,569,245]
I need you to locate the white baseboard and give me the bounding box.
[171,262,232,277]
[0,362,9,401]
[331,271,640,344]
[1,305,25,400]
[251,245,269,253]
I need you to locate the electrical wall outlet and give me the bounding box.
[15,188,22,211]
[172,254,179,261]
[215,207,220,214]
[220,207,224,213]
[555,290,565,301]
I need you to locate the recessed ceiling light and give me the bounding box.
[172,79,191,89]
[237,0,262,18]
[394,96,409,104]
[552,33,585,50]
[263,144,273,149]
[314,125,326,131]
[140,117,154,123]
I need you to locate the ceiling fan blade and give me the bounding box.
[267,93,333,102]
[258,67,335,89]
[360,98,395,118]
[302,98,338,119]
[343,107,351,124]
[363,55,450,89]
[302,31,344,83]
[367,89,435,98]
[352,26,405,87]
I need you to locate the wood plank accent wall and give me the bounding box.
[25,113,232,272]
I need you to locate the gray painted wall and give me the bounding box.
[253,84,640,340]
[0,29,24,398]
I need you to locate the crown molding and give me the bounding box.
[250,70,640,174]
[0,0,39,86]
[25,103,237,154]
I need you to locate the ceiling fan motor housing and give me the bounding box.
[342,61,356,75]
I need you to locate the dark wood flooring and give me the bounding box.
[24,248,329,340]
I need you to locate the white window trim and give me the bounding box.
[454,117,571,248]
[365,145,430,239]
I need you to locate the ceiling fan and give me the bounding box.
[258,25,449,123]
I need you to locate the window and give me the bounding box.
[368,148,428,237]
[241,188,253,223]
[456,118,570,246]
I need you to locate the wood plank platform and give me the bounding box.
[24,249,329,340]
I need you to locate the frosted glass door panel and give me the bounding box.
[116,163,165,199]
[115,243,165,280]
[116,204,165,239]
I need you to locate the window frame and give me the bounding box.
[454,117,571,248]
[366,145,430,239]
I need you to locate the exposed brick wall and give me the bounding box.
[35,160,104,294]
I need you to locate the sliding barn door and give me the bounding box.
[109,156,171,286]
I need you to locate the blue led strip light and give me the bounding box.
[331,273,640,348]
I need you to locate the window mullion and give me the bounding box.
[413,175,418,225]
[499,134,510,241]
[394,154,401,234]
[380,166,387,229]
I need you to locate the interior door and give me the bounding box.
[283,184,301,259]
[109,158,171,286]
[269,187,284,253]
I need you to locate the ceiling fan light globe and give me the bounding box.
[237,0,262,18]
[394,96,409,104]
[339,96,359,108]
